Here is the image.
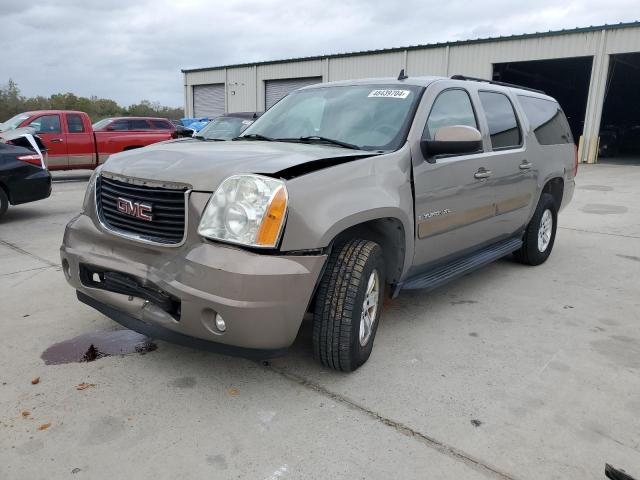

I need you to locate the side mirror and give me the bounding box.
[106,125,115,131]
[421,125,482,160]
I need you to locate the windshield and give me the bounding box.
[197,116,254,140]
[242,84,423,151]
[0,113,31,131]
[92,118,113,130]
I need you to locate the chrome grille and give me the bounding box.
[96,175,187,245]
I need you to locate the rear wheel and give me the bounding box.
[0,188,8,220]
[514,193,557,266]
[312,239,385,372]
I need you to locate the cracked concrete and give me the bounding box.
[1,165,639,479]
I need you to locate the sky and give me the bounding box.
[0,0,637,108]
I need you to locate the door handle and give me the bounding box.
[519,160,532,170]
[50,138,64,143]
[474,168,492,179]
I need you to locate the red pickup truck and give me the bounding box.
[0,111,175,170]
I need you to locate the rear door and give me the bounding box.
[411,85,497,268]
[64,113,96,168]
[477,90,536,237]
[25,114,68,169]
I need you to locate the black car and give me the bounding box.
[194,112,262,141]
[0,131,52,219]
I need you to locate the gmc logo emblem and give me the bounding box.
[116,197,153,221]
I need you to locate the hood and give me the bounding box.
[101,140,376,191]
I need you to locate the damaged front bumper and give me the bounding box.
[60,210,326,357]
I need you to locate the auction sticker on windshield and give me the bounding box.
[368,89,411,99]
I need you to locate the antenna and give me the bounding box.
[398,69,408,80]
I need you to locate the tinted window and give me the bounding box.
[150,120,172,129]
[479,91,521,149]
[67,114,85,133]
[517,95,573,145]
[28,115,61,134]
[110,120,128,131]
[425,89,477,140]
[129,120,150,130]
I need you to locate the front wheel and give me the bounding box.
[312,239,385,372]
[514,193,557,266]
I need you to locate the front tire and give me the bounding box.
[514,193,557,266]
[0,188,8,220]
[312,239,385,372]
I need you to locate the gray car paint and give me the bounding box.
[60,75,575,352]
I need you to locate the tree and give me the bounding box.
[0,79,181,123]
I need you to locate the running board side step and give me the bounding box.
[399,237,522,293]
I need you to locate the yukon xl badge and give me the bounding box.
[117,197,153,222]
[418,209,452,221]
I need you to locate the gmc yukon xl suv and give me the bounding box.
[61,75,576,371]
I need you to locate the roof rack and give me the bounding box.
[450,75,545,94]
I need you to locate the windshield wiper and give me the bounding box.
[283,136,361,150]
[194,136,225,141]
[232,133,275,142]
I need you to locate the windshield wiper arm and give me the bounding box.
[232,133,275,142]
[288,136,361,150]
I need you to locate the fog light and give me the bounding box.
[215,314,226,332]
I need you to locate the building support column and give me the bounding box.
[582,29,610,164]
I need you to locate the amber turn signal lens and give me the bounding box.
[256,186,287,246]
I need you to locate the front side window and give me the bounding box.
[517,95,573,145]
[424,89,478,140]
[67,114,85,133]
[478,91,521,150]
[243,84,423,151]
[28,114,61,134]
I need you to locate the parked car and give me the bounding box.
[0,111,174,170]
[195,112,262,141]
[92,117,176,133]
[0,129,51,219]
[61,75,577,371]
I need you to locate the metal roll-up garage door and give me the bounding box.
[193,84,225,117]
[265,77,322,110]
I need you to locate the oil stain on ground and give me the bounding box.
[41,330,157,365]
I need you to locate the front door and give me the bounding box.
[26,114,68,169]
[411,86,498,269]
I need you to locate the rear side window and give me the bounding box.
[424,89,478,140]
[67,114,85,133]
[151,120,172,129]
[517,95,573,145]
[129,120,151,130]
[27,115,61,134]
[478,91,521,150]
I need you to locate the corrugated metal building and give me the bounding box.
[182,22,640,163]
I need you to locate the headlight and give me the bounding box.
[198,174,288,248]
[82,166,102,212]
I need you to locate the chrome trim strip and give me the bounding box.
[95,174,191,248]
[100,171,193,190]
